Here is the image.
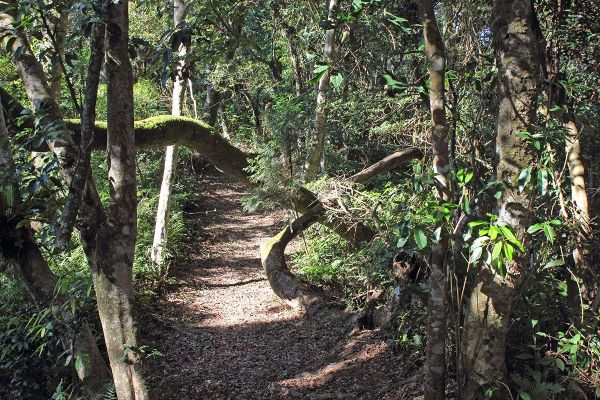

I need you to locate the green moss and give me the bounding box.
[67,115,214,135]
[261,227,289,258]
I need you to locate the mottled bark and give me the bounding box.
[92,1,149,398]
[305,0,339,181]
[151,0,188,264]
[47,6,68,105]
[462,0,540,397]
[418,0,452,398]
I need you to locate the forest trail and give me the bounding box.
[141,170,422,400]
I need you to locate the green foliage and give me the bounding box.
[467,215,525,276]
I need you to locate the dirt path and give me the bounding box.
[142,171,422,399]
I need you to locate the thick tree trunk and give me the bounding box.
[461,1,540,398]
[418,1,452,398]
[151,0,188,264]
[92,1,149,398]
[260,208,325,314]
[305,0,339,181]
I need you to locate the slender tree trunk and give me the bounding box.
[418,1,452,399]
[48,8,68,105]
[542,0,597,302]
[461,1,540,398]
[305,0,338,181]
[204,76,221,126]
[151,0,188,264]
[287,31,303,97]
[90,1,149,399]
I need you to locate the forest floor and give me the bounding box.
[140,169,424,400]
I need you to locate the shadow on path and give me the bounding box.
[141,171,423,400]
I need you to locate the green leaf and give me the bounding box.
[414,228,427,249]
[471,235,489,250]
[396,236,409,248]
[330,73,344,90]
[492,241,503,260]
[520,393,532,400]
[503,242,515,261]
[470,246,483,263]
[517,167,531,193]
[351,0,364,12]
[543,259,565,269]
[527,223,544,234]
[543,224,555,243]
[489,225,500,240]
[498,226,524,252]
[309,63,329,84]
[555,358,565,371]
[468,220,487,228]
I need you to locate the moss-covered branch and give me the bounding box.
[1,88,421,246]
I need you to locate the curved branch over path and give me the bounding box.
[1,87,422,247]
[260,206,325,313]
[260,147,422,311]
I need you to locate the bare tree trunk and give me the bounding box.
[305,0,338,181]
[542,0,597,302]
[461,1,540,397]
[48,7,68,104]
[151,0,188,264]
[91,1,150,398]
[418,1,452,398]
[204,77,221,126]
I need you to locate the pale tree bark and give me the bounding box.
[418,1,452,399]
[461,0,540,398]
[542,0,597,304]
[91,1,150,398]
[151,0,188,264]
[305,0,339,181]
[47,4,68,104]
